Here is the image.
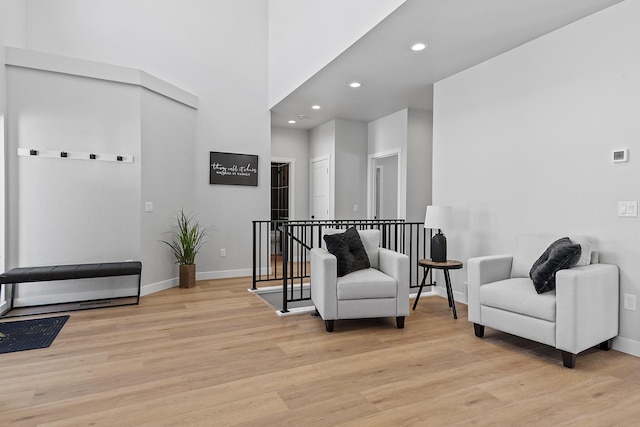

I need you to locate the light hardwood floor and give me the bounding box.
[2,277,640,426]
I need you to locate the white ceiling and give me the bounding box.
[270,0,624,130]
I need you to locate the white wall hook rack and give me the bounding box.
[18,148,134,163]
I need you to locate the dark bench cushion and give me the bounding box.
[0,261,142,284]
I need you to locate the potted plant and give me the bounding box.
[162,209,209,288]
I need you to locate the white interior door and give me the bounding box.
[311,157,330,220]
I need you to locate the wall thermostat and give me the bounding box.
[613,149,628,163]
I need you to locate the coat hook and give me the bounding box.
[89,153,97,160]
[117,155,123,161]
[30,149,38,156]
[60,151,68,158]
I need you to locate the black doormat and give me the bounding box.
[0,315,69,354]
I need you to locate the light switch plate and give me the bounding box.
[144,201,154,212]
[618,201,637,217]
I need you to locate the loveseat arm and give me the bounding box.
[379,248,410,316]
[467,255,513,324]
[555,263,619,355]
[310,248,338,320]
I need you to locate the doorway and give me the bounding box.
[271,158,296,257]
[271,162,289,257]
[369,149,401,219]
[374,157,398,219]
[271,162,289,224]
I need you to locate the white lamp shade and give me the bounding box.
[424,205,452,230]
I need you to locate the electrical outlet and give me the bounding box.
[624,293,636,311]
[220,248,227,257]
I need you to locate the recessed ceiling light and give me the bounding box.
[410,42,428,51]
[288,120,296,124]
[311,105,321,110]
[349,82,361,88]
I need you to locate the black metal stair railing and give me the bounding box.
[252,219,433,313]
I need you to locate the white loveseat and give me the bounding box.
[310,229,409,332]
[467,235,619,368]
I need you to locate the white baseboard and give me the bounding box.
[409,289,437,299]
[197,268,253,280]
[612,336,640,358]
[431,285,467,305]
[141,278,177,296]
[141,268,254,296]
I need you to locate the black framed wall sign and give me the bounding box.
[209,151,259,186]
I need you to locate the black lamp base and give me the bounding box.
[431,231,447,262]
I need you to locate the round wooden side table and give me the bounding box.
[413,259,463,319]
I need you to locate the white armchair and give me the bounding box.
[310,229,410,332]
[467,235,619,368]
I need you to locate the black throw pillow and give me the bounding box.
[529,237,582,294]
[323,227,371,277]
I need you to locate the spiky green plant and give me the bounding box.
[162,209,209,265]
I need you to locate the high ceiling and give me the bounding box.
[270,0,624,130]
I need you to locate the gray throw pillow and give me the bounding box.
[529,237,582,294]
[323,227,370,277]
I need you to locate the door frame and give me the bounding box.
[368,148,403,220]
[309,154,332,220]
[271,156,296,221]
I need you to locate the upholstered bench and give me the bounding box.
[0,261,142,317]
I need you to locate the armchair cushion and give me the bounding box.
[480,278,556,322]
[337,268,398,300]
[323,227,370,277]
[529,237,581,294]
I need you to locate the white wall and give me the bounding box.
[271,126,310,220]
[433,1,640,354]
[407,109,432,222]
[308,119,368,220]
[335,119,368,219]
[4,46,198,302]
[268,0,406,108]
[140,90,197,292]
[0,0,26,276]
[0,0,25,105]
[7,65,142,266]
[21,0,270,280]
[310,120,336,219]
[6,64,142,303]
[368,109,408,220]
[367,108,432,222]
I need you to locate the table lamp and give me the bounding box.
[424,205,452,262]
